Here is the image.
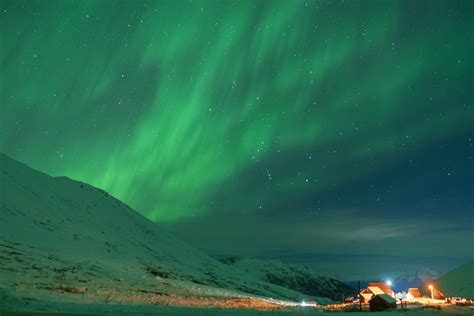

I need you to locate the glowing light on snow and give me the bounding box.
[386,280,392,286]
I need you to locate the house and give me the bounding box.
[359,289,373,304]
[369,294,397,311]
[344,296,355,303]
[359,282,395,304]
[367,282,394,296]
[421,283,446,300]
[430,286,446,300]
[407,288,422,299]
[359,286,385,303]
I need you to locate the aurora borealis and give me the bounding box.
[1,0,473,269]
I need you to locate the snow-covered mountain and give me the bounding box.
[434,261,474,298]
[221,257,356,301]
[0,153,338,311]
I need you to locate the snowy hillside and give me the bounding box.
[0,153,335,310]
[221,257,356,301]
[434,262,474,298]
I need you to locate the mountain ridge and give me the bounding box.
[0,153,343,311]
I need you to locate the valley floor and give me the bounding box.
[1,302,472,316]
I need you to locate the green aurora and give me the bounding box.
[1,0,472,240]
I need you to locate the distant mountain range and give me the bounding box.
[345,267,441,293]
[0,153,349,312]
[220,257,356,301]
[391,267,441,292]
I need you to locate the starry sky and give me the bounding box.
[1,0,473,277]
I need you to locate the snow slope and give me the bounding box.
[434,261,474,298]
[0,153,337,311]
[221,257,356,301]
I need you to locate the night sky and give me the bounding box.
[1,0,473,276]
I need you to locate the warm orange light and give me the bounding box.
[428,284,434,300]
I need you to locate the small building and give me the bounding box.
[359,283,393,304]
[407,288,422,299]
[360,289,373,304]
[431,286,446,300]
[368,282,394,296]
[369,294,397,311]
[344,296,355,303]
[422,283,446,300]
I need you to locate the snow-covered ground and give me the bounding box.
[221,257,355,301]
[0,302,472,316]
[0,154,338,313]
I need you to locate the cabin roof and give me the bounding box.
[368,282,393,295]
[368,286,385,295]
[407,288,422,297]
